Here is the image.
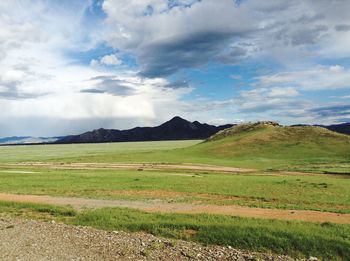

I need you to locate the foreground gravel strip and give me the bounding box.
[0,217,304,261]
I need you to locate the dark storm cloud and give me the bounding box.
[164,80,190,89]
[0,80,42,100]
[80,88,106,94]
[308,104,350,117]
[138,32,236,77]
[334,24,350,32]
[87,76,136,96]
[275,25,328,46]
[0,91,39,100]
[89,75,112,81]
[295,14,325,24]
[218,46,248,64]
[334,117,350,123]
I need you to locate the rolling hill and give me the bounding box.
[182,121,350,172]
[202,121,350,158]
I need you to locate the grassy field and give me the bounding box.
[1,124,349,173]
[0,168,348,213]
[0,140,201,163]
[1,123,350,259]
[0,201,349,260]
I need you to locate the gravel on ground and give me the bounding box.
[0,217,304,261]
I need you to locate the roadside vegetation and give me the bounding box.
[0,201,349,260]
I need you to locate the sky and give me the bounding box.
[1,0,350,137]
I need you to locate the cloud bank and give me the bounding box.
[1,0,350,136]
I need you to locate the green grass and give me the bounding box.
[74,207,350,260]
[0,168,348,213]
[1,124,349,173]
[1,201,348,260]
[0,140,201,163]
[183,124,350,171]
[0,124,350,259]
[0,200,76,221]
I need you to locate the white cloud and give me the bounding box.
[258,65,350,90]
[0,1,193,136]
[267,87,299,98]
[100,0,350,75]
[1,0,350,135]
[91,53,122,67]
[90,59,99,67]
[102,0,255,76]
[100,54,122,65]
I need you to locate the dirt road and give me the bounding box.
[5,162,344,177]
[0,193,349,224]
[11,162,256,173]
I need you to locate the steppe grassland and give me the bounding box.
[0,135,349,260]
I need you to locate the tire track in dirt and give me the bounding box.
[8,162,256,173]
[0,193,349,224]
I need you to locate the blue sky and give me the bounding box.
[1,0,350,136]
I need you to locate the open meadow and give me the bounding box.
[0,124,350,260]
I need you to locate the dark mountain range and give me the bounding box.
[2,119,350,146]
[292,123,350,135]
[323,123,350,135]
[55,116,233,144]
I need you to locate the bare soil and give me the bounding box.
[12,162,256,173]
[5,162,344,178]
[0,193,349,224]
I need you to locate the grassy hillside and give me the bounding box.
[182,122,350,172]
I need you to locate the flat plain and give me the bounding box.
[0,124,349,260]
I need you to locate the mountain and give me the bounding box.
[55,116,233,144]
[323,123,350,135]
[0,136,31,144]
[0,136,61,145]
[292,123,350,136]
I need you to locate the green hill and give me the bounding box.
[185,122,350,173]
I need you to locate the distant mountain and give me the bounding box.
[323,123,350,135]
[0,136,31,144]
[55,116,233,144]
[4,119,349,146]
[0,136,60,145]
[292,123,350,136]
